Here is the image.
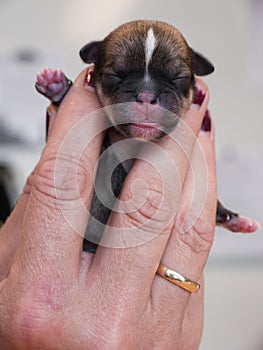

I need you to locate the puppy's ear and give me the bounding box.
[191,49,215,76]
[79,41,102,64]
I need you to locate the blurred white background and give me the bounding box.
[0,0,262,348]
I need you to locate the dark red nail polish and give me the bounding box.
[193,88,206,106]
[201,110,211,132]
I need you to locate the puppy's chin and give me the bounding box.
[100,100,179,140]
[114,123,167,141]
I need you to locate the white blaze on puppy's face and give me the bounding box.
[144,28,156,81]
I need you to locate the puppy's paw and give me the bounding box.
[216,200,260,233]
[35,68,72,105]
[222,215,260,233]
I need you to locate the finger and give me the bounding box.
[152,116,217,315]
[0,98,60,279]
[13,68,104,278]
[0,154,40,279]
[180,274,205,348]
[46,104,58,139]
[0,195,27,280]
[91,80,209,302]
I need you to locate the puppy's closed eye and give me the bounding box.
[103,73,122,86]
[171,76,193,96]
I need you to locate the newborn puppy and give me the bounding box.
[36,20,258,252]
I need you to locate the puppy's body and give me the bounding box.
[36,20,258,252]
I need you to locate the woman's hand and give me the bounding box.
[0,69,216,350]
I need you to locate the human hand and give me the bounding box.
[0,69,216,350]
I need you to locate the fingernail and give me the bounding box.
[201,110,211,132]
[191,88,207,110]
[193,88,206,105]
[193,86,212,136]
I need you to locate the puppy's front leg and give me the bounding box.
[35,68,72,106]
[216,200,259,233]
[35,68,73,138]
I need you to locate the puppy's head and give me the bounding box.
[80,20,214,140]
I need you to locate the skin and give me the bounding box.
[0,69,216,350]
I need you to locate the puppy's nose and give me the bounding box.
[136,92,157,104]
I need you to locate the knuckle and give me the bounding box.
[34,156,57,201]
[5,275,72,346]
[183,221,214,254]
[175,206,214,254]
[137,187,164,219]
[124,186,165,228]
[33,151,92,208]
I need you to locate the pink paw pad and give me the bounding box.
[35,68,71,104]
[225,215,260,234]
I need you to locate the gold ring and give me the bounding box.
[156,263,200,293]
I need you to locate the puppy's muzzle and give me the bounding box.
[136,91,158,105]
